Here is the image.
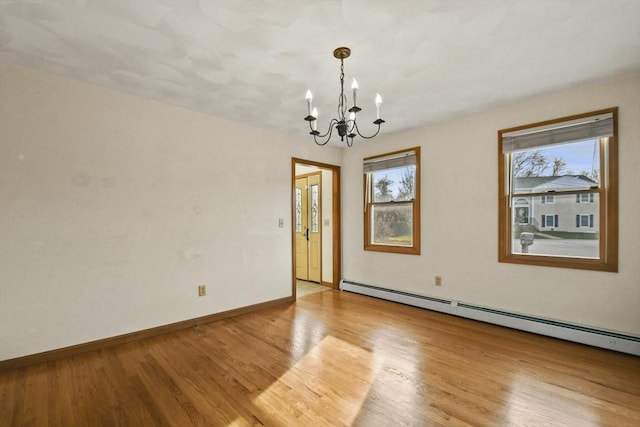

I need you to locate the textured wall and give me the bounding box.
[1,1,638,143]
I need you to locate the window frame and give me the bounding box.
[363,147,421,255]
[498,108,618,271]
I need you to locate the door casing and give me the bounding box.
[291,158,341,300]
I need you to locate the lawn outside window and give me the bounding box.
[498,108,618,271]
[364,147,420,255]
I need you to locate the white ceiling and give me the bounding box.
[1,0,639,146]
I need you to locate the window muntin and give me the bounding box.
[364,147,420,255]
[499,108,618,271]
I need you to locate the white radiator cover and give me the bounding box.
[340,280,640,356]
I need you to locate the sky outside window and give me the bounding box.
[515,138,600,181]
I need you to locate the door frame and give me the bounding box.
[291,158,341,300]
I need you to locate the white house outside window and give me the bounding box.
[498,108,618,271]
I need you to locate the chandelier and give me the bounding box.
[304,47,385,147]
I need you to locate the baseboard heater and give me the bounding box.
[340,280,640,356]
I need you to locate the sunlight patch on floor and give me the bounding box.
[253,335,382,425]
[506,373,599,426]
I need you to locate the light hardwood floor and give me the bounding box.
[2,290,639,426]
[296,279,331,298]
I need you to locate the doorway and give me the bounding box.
[292,158,341,300]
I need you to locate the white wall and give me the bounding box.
[342,73,640,336]
[0,62,342,360]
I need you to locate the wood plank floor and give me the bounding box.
[1,290,639,426]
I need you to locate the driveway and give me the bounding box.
[512,239,599,258]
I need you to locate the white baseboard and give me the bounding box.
[340,280,640,356]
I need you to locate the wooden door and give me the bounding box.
[295,177,309,280]
[295,173,322,282]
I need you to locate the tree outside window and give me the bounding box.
[364,148,420,255]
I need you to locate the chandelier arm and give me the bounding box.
[312,119,339,146]
[353,121,383,140]
[315,118,339,138]
[308,118,336,138]
[313,134,332,146]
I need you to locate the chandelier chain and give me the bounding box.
[338,59,346,121]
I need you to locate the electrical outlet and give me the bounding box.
[435,276,442,286]
[198,285,206,296]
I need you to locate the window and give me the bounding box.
[542,215,558,228]
[498,108,618,271]
[310,183,319,232]
[364,147,420,254]
[295,188,302,232]
[513,199,530,224]
[577,214,594,228]
[578,193,594,203]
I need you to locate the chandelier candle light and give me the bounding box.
[304,47,385,147]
